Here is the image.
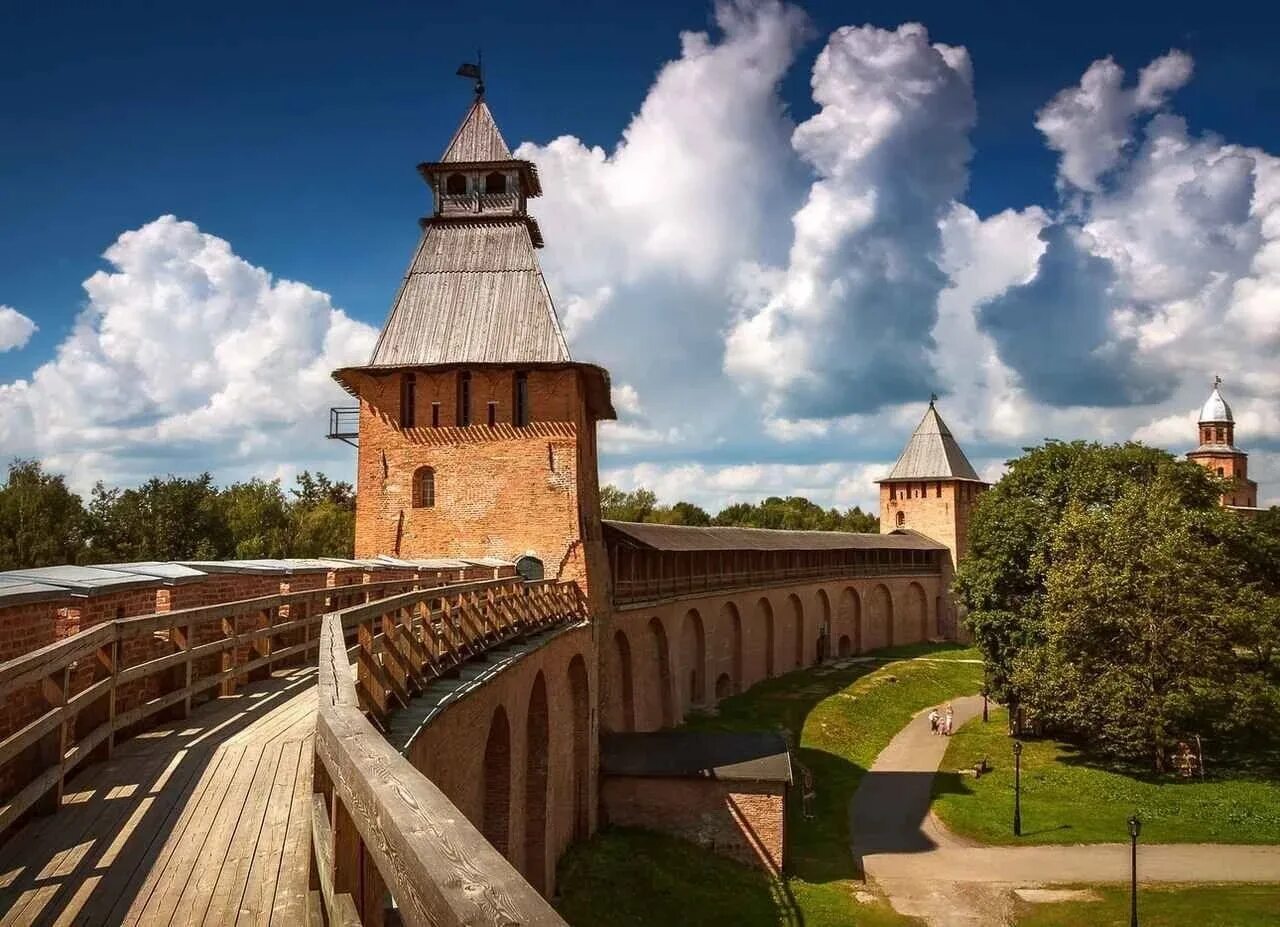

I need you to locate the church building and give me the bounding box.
[1187,378,1261,511]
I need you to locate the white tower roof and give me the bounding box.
[1199,378,1234,423]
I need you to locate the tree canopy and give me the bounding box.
[0,460,356,570]
[956,441,1280,769]
[599,485,878,533]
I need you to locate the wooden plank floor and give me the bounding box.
[0,667,320,927]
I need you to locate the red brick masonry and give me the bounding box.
[601,776,786,872]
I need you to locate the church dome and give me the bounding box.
[1199,381,1233,423]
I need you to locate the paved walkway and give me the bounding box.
[0,668,318,927]
[851,694,1280,926]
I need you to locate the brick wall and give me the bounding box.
[879,480,985,567]
[348,367,605,602]
[1189,449,1259,508]
[600,776,786,872]
[599,575,944,734]
[67,586,170,719]
[405,625,595,898]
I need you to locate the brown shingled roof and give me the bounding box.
[367,220,570,366]
[602,520,946,552]
[441,98,514,162]
[879,401,984,483]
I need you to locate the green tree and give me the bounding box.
[292,470,355,508]
[599,486,657,523]
[220,479,290,559]
[599,485,879,532]
[0,459,87,570]
[955,441,1224,698]
[286,472,355,557]
[647,501,712,526]
[84,474,230,562]
[1015,480,1275,768]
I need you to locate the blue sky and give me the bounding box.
[2,0,1278,508]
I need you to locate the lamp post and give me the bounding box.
[1128,814,1141,926]
[1012,740,1023,837]
[982,683,989,723]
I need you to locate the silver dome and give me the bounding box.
[1199,380,1234,423]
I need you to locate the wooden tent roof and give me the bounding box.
[367,220,570,366]
[343,95,576,373]
[879,401,984,483]
[440,98,513,162]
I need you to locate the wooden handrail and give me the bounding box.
[0,577,434,836]
[312,579,578,927]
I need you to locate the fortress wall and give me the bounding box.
[405,624,595,899]
[599,575,945,735]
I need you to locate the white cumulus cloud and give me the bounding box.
[0,216,376,490]
[724,22,976,418]
[0,306,37,352]
[1037,51,1193,194]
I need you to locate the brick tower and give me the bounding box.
[333,86,615,602]
[1187,377,1258,510]
[876,397,987,569]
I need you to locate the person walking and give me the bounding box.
[928,708,940,734]
[944,703,955,736]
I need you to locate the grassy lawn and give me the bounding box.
[555,828,913,927]
[1015,883,1280,926]
[555,643,984,926]
[933,707,1280,844]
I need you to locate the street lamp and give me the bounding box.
[1012,740,1023,837]
[1128,814,1142,927]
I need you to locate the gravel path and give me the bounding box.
[850,692,1280,925]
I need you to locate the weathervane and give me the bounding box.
[929,392,938,405]
[1213,374,1222,390]
[456,51,484,98]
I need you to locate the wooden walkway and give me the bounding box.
[0,668,319,927]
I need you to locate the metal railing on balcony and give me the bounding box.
[328,407,359,446]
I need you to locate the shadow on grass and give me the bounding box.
[1053,739,1280,784]
[556,826,793,927]
[558,645,983,925]
[683,644,980,885]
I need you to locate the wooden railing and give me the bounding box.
[312,578,581,926]
[0,578,424,836]
[612,560,940,606]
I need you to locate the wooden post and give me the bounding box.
[356,616,388,726]
[361,846,389,927]
[250,606,273,683]
[331,795,363,917]
[221,613,238,697]
[172,621,194,719]
[380,611,413,709]
[36,665,70,816]
[95,638,117,761]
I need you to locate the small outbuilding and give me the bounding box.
[599,730,791,872]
